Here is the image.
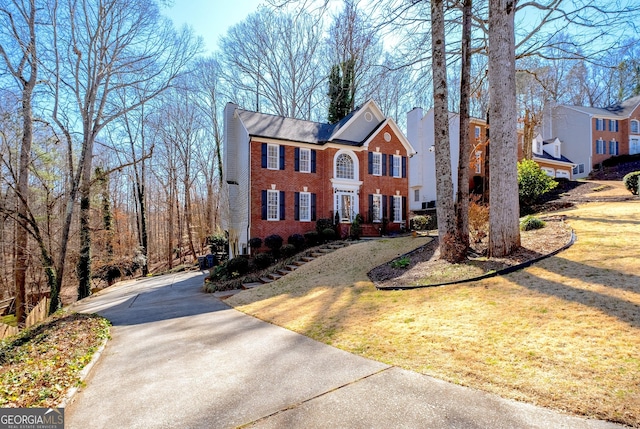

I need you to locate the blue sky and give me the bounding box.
[163,0,265,54]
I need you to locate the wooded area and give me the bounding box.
[1,0,638,323]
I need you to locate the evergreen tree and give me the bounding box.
[327,59,355,123]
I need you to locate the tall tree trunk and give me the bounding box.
[77,136,95,300]
[430,0,457,262]
[488,0,520,257]
[454,0,472,259]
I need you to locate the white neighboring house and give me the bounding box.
[541,95,640,179]
[406,107,460,211]
[531,134,575,179]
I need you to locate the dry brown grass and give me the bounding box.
[227,201,640,427]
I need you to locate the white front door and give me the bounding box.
[335,191,358,223]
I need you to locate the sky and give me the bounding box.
[162,0,265,54]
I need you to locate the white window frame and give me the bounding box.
[372,194,383,223]
[609,140,618,155]
[609,119,618,132]
[335,191,357,223]
[474,126,481,139]
[372,152,382,176]
[267,190,279,221]
[392,155,401,178]
[393,195,403,223]
[299,148,311,173]
[267,144,279,170]
[475,151,482,174]
[631,120,639,134]
[595,118,605,131]
[595,139,605,154]
[336,153,355,180]
[414,189,420,202]
[573,163,585,175]
[299,192,311,222]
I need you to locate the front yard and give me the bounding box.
[227,201,640,427]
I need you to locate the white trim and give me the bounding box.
[372,152,382,176]
[330,100,386,142]
[333,149,360,181]
[267,189,279,221]
[362,118,417,156]
[299,147,311,173]
[299,191,311,222]
[267,144,279,170]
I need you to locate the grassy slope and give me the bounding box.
[228,202,640,427]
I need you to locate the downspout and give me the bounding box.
[247,139,251,256]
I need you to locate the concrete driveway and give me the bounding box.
[65,271,622,429]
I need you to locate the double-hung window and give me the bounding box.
[267,144,279,170]
[299,148,311,173]
[372,152,382,176]
[475,151,482,174]
[298,192,311,222]
[372,194,383,223]
[474,126,481,139]
[609,140,619,155]
[392,195,403,223]
[392,155,401,178]
[595,118,605,131]
[631,120,639,134]
[267,190,279,220]
[609,119,619,132]
[595,139,605,154]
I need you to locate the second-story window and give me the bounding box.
[631,120,639,134]
[609,119,619,132]
[299,148,310,173]
[267,144,279,170]
[372,152,382,176]
[336,153,354,179]
[392,155,401,178]
[474,126,481,139]
[595,118,605,131]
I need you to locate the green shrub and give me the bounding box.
[248,237,262,249]
[264,234,284,252]
[350,214,363,240]
[390,256,411,269]
[281,244,297,257]
[517,159,558,206]
[622,171,640,195]
[316,218,334,233]
[254,252,273,269]
[227,256,249,275]
[410,215,433,231]
[321,228,336,241]
[304,230,319,246]
[520,215,546,231]
[288,233,305,250]
[208,233,228,252]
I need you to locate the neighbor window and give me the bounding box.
[595,139,605,154]
[573,164,585,175]
[299,148,311,173]
[372,194,383,223]
[392,155,401,178]
[267,144,279,170]
[595,118,605,131]
[267,190,279,220]
[631,120,639,134]
[414,189,420,202]
[609,119,619,132]
[474,126,481,139]
[609,140,619,155]
[475,151,482,174]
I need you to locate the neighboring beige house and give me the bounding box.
[531,134,575,179]
[541,95,640,179]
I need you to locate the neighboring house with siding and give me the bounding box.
[223,99,416,258]
[531,135,575,179]
[541,95,640,179]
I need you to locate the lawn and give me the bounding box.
[227,201,640,427]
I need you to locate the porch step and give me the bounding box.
[292,260,306,267]
[259,277,273,284]
[267,273,283,281]
[241,282,263,289]
[300,256,316,262]
[285,265,299,271]
[277,269,291,276]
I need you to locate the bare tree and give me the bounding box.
[488,0,520,257]
[48,0,200,301]
[0,0,39,322]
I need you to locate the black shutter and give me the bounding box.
[402,196,407,222]
[311,150,316,173]
[261,144,267,168]
[294,148,300,171]
[279,146,285,170]
[368,194,374,223]
[389,196,395,221]
[382,154,387,176]
[382,196,387,221]
[368,152,373,174]
[279,191,285,220]
[389,156,394,176]
[261,190,267,219]
[311,193,316,221]
[402,156,407,178]
[294,192,300,220]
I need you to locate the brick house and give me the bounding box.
[541,95,640,178]
[223,100,416,258]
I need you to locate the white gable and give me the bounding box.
[330,100,386,143]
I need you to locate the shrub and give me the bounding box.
[468,197,489,243]
[264,234,284,252]
[248,237,263,250]
[390,256,411,269]
[254,252,273,269]
[517,159,558,206]
[410,215,433,231]
[208,233,228,252]
[321,228,336,241]
[315,218,334,233]
[623,171,640,195]
[227,256,249,275]
[520,215,546,231]
[304,230,319,246]
[350,214,363,240]
[288,233,305,250]
[281,244,297,257]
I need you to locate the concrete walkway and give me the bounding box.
[66,272,622,429]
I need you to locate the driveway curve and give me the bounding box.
[66,271,622,429]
